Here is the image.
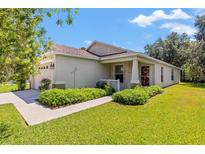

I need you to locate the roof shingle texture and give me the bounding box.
[51,44,99,59]
[50,43,137,60]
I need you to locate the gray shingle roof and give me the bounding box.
[51,44,99,59]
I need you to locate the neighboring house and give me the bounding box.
[30,41,181,90]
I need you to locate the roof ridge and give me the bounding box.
[53,43,86,52]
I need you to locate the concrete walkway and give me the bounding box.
[0,90,112,125]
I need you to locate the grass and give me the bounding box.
[0,83,30,93]
[1,82,205,144]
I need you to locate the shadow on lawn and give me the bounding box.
[180,82,205,89]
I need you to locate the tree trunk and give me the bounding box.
[18,80,26,90]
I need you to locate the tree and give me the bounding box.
[145,15,205,82]
[0,9,78,89]
[145,32,191,67]
[195,15,205,68]
[182,41,205,82]
[195,15,205,41]
[144,38,164,61]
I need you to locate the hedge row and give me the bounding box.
[38,88,106,108]
[112,85,163,105]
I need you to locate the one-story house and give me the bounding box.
[30,41,181,90]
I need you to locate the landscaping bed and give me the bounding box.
[113,85,163,105]
[38,88,107,108]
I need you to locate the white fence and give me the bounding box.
[99,79,120,91]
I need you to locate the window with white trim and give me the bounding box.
[115,65,124,83]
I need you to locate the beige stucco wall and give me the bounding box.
[31,52,181,90]
[32,64,55,89]
[55,55,111,88]
[154,63,180,87]
[31,54,55,89]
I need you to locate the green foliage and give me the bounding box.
[145,32,191,68]
[104,84,115,96]
[38,88,106,107]
[112,89,149,105]
[195,15,205,42]
[96,81,107,89]
[0,9,77,89]
[145,15,205,82]
[96,81,115,95]
[113,85,163,105]
[145,85,164,97]
[39,78,51,91]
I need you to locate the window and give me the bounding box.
[171,69,174,81]
[115,65,124,83]
[161,67,164,82]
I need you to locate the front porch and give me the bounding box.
[101,57,155,90]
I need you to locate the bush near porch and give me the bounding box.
[113,85,163,105]
[96,81,115,95]
[38,88,106,108]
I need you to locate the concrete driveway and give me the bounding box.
[0,89,112,125]
[13,90,40,104]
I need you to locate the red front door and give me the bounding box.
[141,66,150,86]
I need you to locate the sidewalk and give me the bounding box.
[0,91,112,125]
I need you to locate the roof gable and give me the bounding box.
[86,41,127,57]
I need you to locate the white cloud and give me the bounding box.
[160,23,196,35]
[84,40,92,45]
[129,9,192,27]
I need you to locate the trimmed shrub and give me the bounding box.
[39,78,51,91]
[38,88,106,108]
[96,81,115,95]
[133,85,164,98]
[104,84,115,96]
[146,85,164,97]
[112,89,149,105]
[96,81,107,89]
[133,85,145,90]
[113,85,163,105]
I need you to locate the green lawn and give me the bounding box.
[1,82,205,144]
[0,83,30,93]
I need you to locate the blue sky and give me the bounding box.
[42,8,205,52]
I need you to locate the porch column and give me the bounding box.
[130,58,140,84]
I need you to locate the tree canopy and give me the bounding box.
[145,15,205,82]
[0,9,78,89]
